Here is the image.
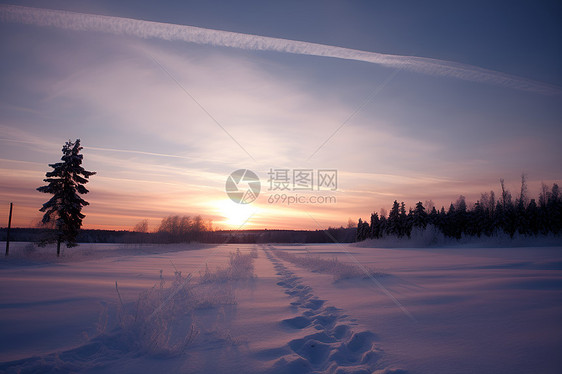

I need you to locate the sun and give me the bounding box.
[216,199,255,228]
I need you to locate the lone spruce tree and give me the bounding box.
[37,139,96,256]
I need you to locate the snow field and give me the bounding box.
[1,242,561,373]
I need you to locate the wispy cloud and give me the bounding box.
[1,4,560,96]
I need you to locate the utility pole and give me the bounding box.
[6,202,13,256]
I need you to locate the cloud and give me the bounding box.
[19,39,357,167]
[1,4,560,96]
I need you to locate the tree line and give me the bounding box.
[138,215,355,244]
[153,215,214,243]
[356,177,562,242]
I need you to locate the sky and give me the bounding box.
[0,0,561,231]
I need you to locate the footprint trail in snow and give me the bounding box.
[262,246,397,374]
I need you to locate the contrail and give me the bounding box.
[1,4,560,96]
[0,137,217,163]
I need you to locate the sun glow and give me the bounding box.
[215,199,256,229]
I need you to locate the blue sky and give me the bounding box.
[0,0,561,230]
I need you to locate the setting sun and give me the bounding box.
[215,199,256,229]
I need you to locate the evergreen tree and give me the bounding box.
[428,206,438,227]
[356,218,365,241]
[387,200,400,236]
[470,201,486,237]
[485,191,495,235]
[399,202,409,237]
[503,201,517,237]
[37,139,96,255]
[538,183,551,234]
[526,199,539,235]
[362,219,370,240]
[379,215,388,237]
[445,203,459,238]
[412,201,428,229]
[518,173,529,209]
[370,212,380,239]
[435,206,446,234]
[516,174,530,235]
[494,201,505,234]
[548,183,561,234]
[539,183,550,209]
[489,190,496,215]
[455,195,468,237]
[500,178,511,207]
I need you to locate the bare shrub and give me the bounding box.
[115,249,256,356]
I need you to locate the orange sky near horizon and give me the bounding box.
[1,148,558,232]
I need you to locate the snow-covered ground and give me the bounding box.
[0,242,561,373]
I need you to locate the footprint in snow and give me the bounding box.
[260,248,400,373]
